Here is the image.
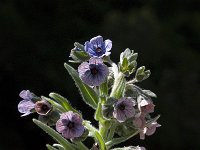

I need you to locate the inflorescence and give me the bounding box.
[18,35,161,150]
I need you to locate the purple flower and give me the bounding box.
[113,97,136,122]
[18,90,52,117]
[56,111,84,139]
[78,57,109,86]
[139,121,161,140]
[84,35,112,57]
[133,115,146,129]
[18,90,35,117]
[137,95,155,115]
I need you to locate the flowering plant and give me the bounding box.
[18,35,160,150]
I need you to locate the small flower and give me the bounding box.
[78,57,109,86]
[139,121,161,140]
[133,115,146,129]
[56,111,84,139]
[35,100,52,115]
[84,35,112,57]
[18,90,52,117]
[137,95,155,114]
[113,97,136,122]
[18,90,36,117]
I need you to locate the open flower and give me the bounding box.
[18,90,36,116]
[84,35,112,57]
[78,57,109,86]
[139,121,161,140]
[113,97,136,122]
[56,111,84,139]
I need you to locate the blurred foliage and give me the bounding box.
[0,0,200,150]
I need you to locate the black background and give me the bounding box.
[0,0,200,149]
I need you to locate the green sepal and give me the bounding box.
[38,110,60,126]
[64,63,98,109]
[33,119,75,150]
[49,93,80,114]
[102,97,116,120]
[71,129,89,143]
[135,66,151,82]
[119,48,138,76]
[69,42,90,63]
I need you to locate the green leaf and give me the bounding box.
[64,63,98,109]
[33,119,75,150]
[49,93,80,114]
[111,146,140,150]
[94,131,106,150]
[46,144,58,150]
[53,144,65,150]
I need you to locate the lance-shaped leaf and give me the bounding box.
[111,146,145,150]
[53,144,65,150]
[41,96,66,113]
[33,119,75,150]
[49,93,80,115]
[94,131,106,150]
[64,63,98,109]
[46,144,58,150]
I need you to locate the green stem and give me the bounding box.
[107,122,117,141]
[110,72,126,99]
[106,130,140,149]
[99,121,111,141]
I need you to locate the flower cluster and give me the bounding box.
[18,35,161,150]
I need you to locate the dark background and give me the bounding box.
[0,0,200,149]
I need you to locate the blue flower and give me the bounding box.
[56,111,84,139]
[18,90,35,116]
[113,97,136,122]
[18,90,52,116]
[84,35,112,57]
[78,57,109,86]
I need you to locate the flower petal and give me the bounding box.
[18,100,35,116]
[104,39,112,51]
